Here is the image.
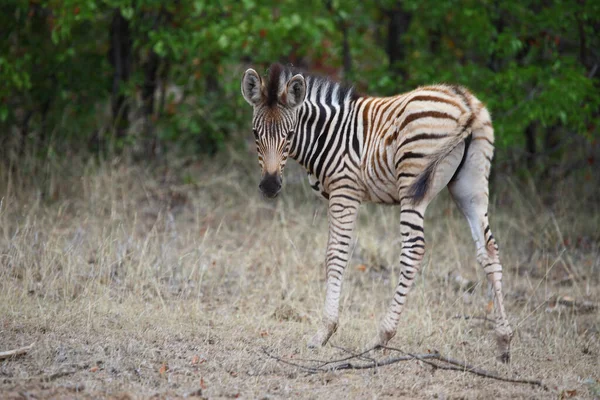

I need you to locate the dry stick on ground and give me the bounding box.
[262,346,548,390]
[0,343,86,385]
[330,344,379,367]
[3,364,89,383]
[321,346,441,372]
[453,314,496,324]
[385,347,549,390]
[38,369,82,383]
[261,348,323,373]
[290,345,379,369]
[262,347,439,374]
[0,343,35,360]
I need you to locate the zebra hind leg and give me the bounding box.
[448,140,513,362]
[372,141,466,349]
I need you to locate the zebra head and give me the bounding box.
[241,65,307,198]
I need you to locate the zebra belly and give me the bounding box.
[362,148,403,204]
[363,176,402,204]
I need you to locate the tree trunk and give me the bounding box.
[386,3,412,79]
[109,9,132,139]
[18,111,33,157]
[142,49,160,154]
[341,22,352,82]
[486,0,507,72]
[323,0,353,81]
[205,72,219,94]
[524,122,537,171]
[577,12,588,70]
[39,99,51,146]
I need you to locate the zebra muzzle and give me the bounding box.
[259,173,282,198]
[258,174,281,199]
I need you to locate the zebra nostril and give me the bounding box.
[259,173,282,197]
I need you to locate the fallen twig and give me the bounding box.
[436,354,546,387]
[391,348,548,389]
[2,364,88,383]
[453,315,495,324]
[290,345,378,367]
[262,345,548,390]
[0,343,35,360]
[329,344,379,367]
[262,347,440,373]
[329,353,440,371]
[39,369,81,382]
[261,348,320,373]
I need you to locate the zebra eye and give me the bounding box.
[252,129,259,139]
[288,130,295,138]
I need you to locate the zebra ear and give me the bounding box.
[241,69,264,106]
[284,74,306,109]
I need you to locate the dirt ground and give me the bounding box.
[1,152,599,399]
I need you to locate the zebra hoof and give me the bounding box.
[497,351,510,363]
[307,325,336,349]
[367,329,394,351]
[307,334,324,349]
[495,325,513,363]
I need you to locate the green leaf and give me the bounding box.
[121,7,134,20]
[153,40,166,57]
[218,34,229,50]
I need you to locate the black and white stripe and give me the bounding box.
[241,64,513,361]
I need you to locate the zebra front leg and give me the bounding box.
[372,204,427,347]
[308,194,360,348]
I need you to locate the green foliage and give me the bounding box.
[355,0,600,148]
[0,0,598,158]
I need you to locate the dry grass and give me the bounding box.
[0,150,599,399]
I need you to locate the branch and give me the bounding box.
[330,353,439,371]
[262,345,548,390]
[428,352,548,388]
[3,363,88,383]
[39,369,81,383]
[389,348,547,389]
[328,344,378,366]
[261,348,321,373]
[262,346,436,373]
[453,314,496,324]
[0,343,35,360]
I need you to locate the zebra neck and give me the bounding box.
[289,94,357,177]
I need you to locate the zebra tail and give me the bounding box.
[406,112,475,204]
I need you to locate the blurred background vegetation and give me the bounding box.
[1,0,599,183]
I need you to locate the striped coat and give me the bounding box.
[242,64,513,362]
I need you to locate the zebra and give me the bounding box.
[241,63,513,362]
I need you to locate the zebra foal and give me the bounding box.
[241,64,513,361]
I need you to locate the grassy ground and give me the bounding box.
[0,150,599,399]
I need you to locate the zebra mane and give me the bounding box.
[264,63,359,108]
